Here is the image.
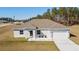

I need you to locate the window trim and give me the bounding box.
[29,30,33,36]
[37,30,41,34]
[20,30,24,35]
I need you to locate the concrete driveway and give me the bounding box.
[53,38,79,51]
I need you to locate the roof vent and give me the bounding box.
[36,27,38,29]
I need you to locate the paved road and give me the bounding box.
[53,38,79,51]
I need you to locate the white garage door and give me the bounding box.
[53,31,69,39]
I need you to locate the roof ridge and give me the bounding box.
[14,19,67,29]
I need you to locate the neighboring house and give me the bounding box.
[13,19,70,41]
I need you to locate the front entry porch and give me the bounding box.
[29,30,47,39]
[28,30,53,41]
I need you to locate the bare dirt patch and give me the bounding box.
[69,25,79,45]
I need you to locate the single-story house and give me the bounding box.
[13,19,70,41]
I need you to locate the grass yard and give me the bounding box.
[69,25,79,45]
[0,24,59,51]
[0,41,59,51]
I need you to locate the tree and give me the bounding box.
[29,7,79,26]
[51,7,58,20]
[42,9,51,19]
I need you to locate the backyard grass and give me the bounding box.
[69,25,79,45]
[0,24,59,51]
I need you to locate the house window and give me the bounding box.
[37,30,41,34]
[29,31,33,36]
[45,35,47,38]
[20,30,23,34]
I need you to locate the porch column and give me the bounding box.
[33,30,36,39]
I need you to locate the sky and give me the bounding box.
[0,7,52,20]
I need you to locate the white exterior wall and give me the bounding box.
[41,30,52,39]
[24,30,30,38]
[53,31,69,39]
[13,29,69,41]
[13,30,30,38]
[14,31,24,37]
[28,30,53,41]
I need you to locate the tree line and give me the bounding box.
[30,7,79,26]
[0,17,28,23]
[0,17,15,23]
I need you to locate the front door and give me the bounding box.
[29,30,33,37]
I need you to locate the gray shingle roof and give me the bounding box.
[13,19,67,30]
[30,19,66,28]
